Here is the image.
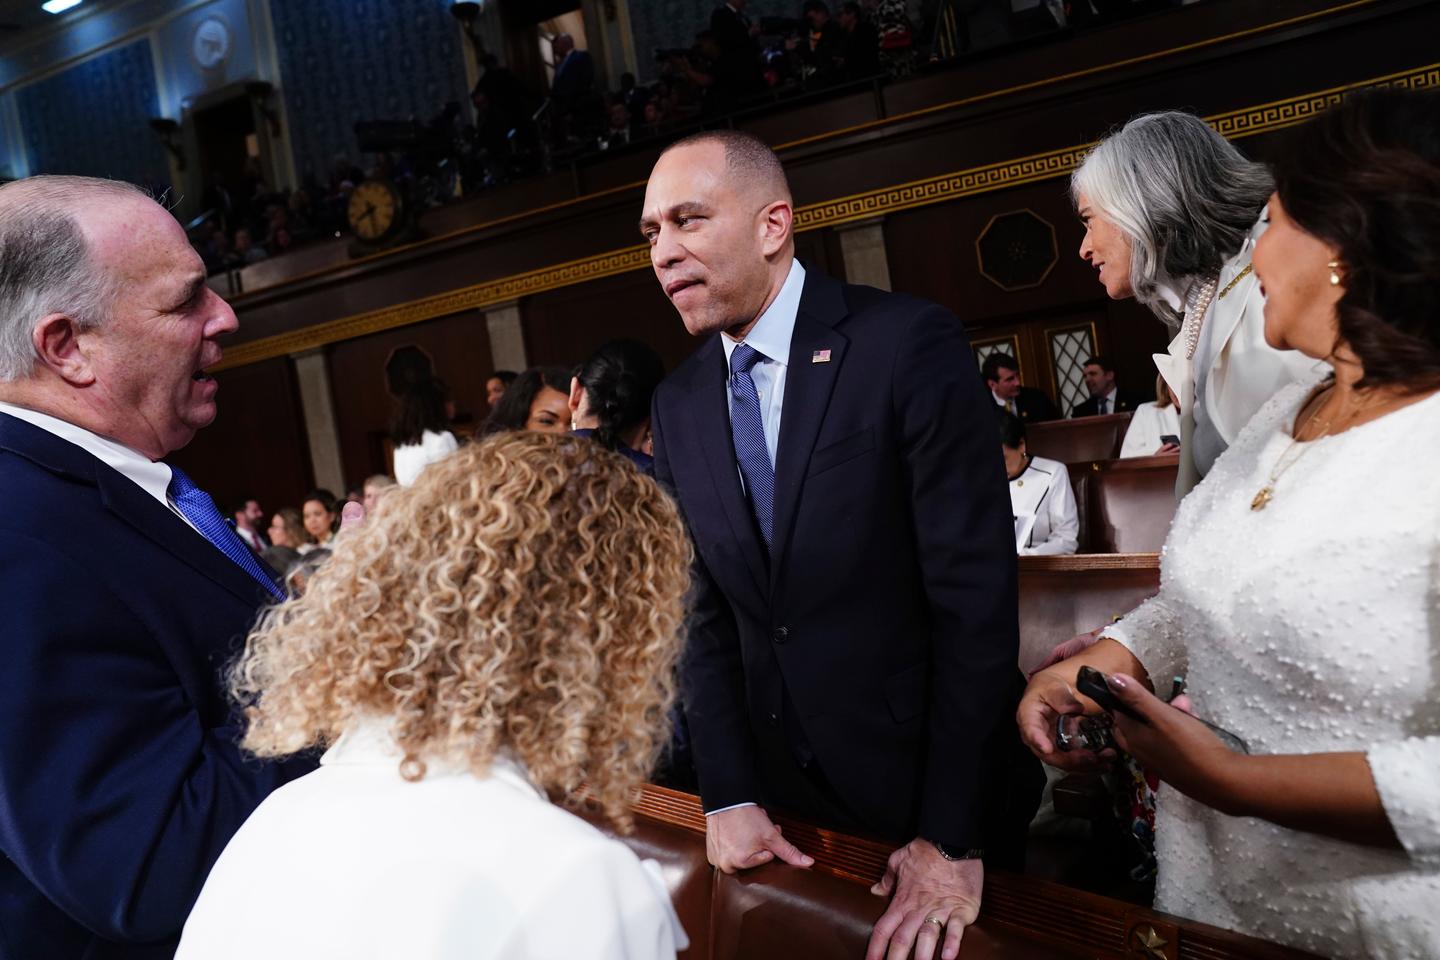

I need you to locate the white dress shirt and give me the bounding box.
[0,400,198,533]
[709,259,804,817]
[178,718,688,960]
[720,258,805,470]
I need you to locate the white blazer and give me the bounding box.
[1152,216,1323,496]
[177,721,687,960]
[1010,455,1079,556]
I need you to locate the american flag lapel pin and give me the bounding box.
[811,349,832,364]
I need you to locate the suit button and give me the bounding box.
[772,626,789,644]
[767,712,779,726]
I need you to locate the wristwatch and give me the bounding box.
[930,840,984,861]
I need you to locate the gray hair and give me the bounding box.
[0,175,146,382]
[1071,111,1273,327]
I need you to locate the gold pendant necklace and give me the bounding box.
[1251,387,1358,511]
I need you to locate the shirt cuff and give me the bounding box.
[705,801,757,816]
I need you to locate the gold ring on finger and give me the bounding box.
[923,917,944,929]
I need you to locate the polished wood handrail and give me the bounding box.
[628,784,1325,959]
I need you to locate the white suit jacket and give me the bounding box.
[177,721,687,960]
[1010,455,1079,556]
[1152,216,1323,497]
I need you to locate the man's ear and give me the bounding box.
[759,200,794,257]
[568,375,584,415]
[32,313,96,387]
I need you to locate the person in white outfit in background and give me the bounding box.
[1119,374,1182,459]
[998,408,1078,556]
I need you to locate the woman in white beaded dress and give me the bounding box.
[1073,110,1320,496]
[1018,88,1440,959]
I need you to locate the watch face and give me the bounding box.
[348,181,399,241]
[192,17,231,71]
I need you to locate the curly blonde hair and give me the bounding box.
[231,431,693,831]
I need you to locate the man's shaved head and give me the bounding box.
[643,132,796,338]
[660,130,792,207]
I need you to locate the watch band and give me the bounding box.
[931,840,984,861]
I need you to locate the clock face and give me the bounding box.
[192,17,231,71]
[348,180,400,242]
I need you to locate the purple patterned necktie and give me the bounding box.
[729,343,774,549]
[168,465,284,600]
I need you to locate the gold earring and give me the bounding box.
[1328,260,1342,286]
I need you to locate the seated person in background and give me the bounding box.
[1071,355,1146,417]
[301,490,339,548]
[485,369,517,412]
[229,495,268,552]
[999,409,1079,555]
[482,365,572,435]
[390,376,458,487]
[177,432,693,959]
[836,1,881,80]
[569,338,665,472]
[1119,374,1182,458]
[266,506,312,554]
[1019,89,1440,959]
[984,351,1061,422]
[280,547,330,598]
[361,473,395,514]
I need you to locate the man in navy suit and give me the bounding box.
[644,132,1040,960]
[0,176,313,958]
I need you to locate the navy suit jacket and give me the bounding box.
[0,413,313,959]
[652,269,1039,850]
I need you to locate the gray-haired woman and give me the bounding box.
[1072,111,1320,495]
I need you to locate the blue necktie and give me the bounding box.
[729,343,774,549]
[168,465,284,600]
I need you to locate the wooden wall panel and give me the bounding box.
[169,357,313,517]
[521,268,699,374]
[325,310,496,489]
[884,181,1169,405]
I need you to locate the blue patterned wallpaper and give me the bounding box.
[268,0,471,182]
[15,40,171,190]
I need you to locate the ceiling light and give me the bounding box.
[41,0,84,14]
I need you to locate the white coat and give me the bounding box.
[1152,215,1323,497]
[177,720,687,960]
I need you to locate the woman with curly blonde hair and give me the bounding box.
[178,432,694,960]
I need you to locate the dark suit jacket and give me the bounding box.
[1071,389,1148,419]
[1003,385,1061,423]
[550,49,595,112]
[0,413,313,959]
[652,269,1039,851]
[709,4,764,100]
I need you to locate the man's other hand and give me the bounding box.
[704,805,815,873]
[867,840,982,960]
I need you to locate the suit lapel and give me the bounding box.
[96,466,271,607]
[685,339,770,602]
[769,275,849,590]
[0,412,269,606]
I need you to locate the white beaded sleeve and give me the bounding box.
[1099,594,1188,690]
[1367,736,1440,866]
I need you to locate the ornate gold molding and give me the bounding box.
[216,61,1439,371]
